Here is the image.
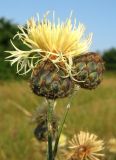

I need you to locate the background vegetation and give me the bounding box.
[0,18,28,80]
[0,18,116,160]
[0,73,116,160]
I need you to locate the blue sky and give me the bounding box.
[0,0,116,52]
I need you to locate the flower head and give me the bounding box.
[107,138,116,153]
[59,133,67,148]
[66,131,104,160]
[6,11,92,78]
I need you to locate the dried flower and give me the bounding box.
[66,131,104,160]
[6,11,92,79]
[32,105,58,141]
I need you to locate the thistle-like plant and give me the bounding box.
[5,11,105,160]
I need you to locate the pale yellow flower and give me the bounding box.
[66,131,104,160]
[107,138,116,153]
[59,134,67,148]
[6,11,92,78]
[52,133,67,148]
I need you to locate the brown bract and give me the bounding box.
[73,52,105,89]
[30,60,75,99]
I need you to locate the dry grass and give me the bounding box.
[0,73,116,160]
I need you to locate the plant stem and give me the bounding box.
[47,99,54,160]
[53,103,70,159]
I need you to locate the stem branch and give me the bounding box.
[53,104,70,159]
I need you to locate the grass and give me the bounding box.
[0,73,116,160]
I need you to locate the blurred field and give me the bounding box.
[0,72,116,160]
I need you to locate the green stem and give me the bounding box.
[53,103,70,159]
[47,99,54,160]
